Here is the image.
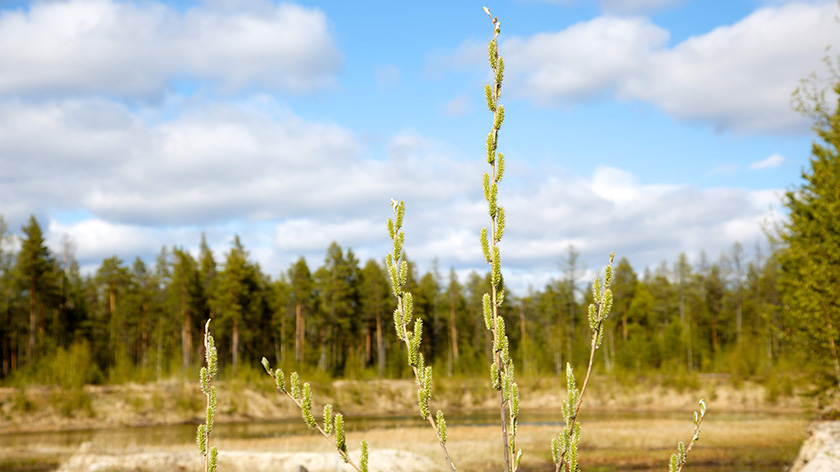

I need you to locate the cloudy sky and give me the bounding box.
[0,0,837,293]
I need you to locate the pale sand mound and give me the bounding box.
[789,422,840,472]
[56,446,439,472]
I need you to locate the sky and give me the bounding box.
[0,0,837,293]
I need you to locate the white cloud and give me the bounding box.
[15,109,780,293]
[0,0,342,99]
[504,16,669,104]
[750,153,785,169]
[625,2,837,133]
[496,1,838,133]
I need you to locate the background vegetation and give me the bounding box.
[0,218,805,388]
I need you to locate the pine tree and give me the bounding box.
[779,69,840,388]
[170,248,200,371]
[288,256,314,366]
[96,256,130,376]
[16,216,58,364]
[359,258,390,377]
[214,236,259,376]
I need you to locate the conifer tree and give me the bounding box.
[171,248,201,371]
[16,215,58,364]
[359,258,390,376]
[288,256,314,366]
[214,236,259,376]
[780,60,840,388]
[97,256,131,376]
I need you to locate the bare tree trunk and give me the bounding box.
[295,303,303,364]
[181,296,191,371]
[376,312,385,378]
[232,317,240,377]
[28,283,36,363]
[824,311,840,390]
[280,307,286,364]
[449,299,459,364]
[519,304,527,373]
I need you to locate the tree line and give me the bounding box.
[0,214,799,385]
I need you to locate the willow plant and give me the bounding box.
[197,320,219,472]
[386,198,456,471]
[260,357,371,472]
[551,253,614,472]
[669,399,707,472]
[480,8,521,472]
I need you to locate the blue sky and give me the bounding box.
[0,0,837,292]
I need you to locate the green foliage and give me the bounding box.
[779,58,840,388]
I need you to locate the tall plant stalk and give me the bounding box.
[386,199,456,472]
[480,7,520,472]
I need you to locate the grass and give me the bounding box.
[210,412,806,472]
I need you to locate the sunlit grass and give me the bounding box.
[213,412,806,472]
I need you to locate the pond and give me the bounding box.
[0,409,805,472]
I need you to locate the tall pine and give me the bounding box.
[779,71,840,388]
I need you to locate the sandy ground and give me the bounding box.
[0,375,812,471]
[0,375,808,434]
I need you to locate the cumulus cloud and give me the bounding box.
[0,97,486,229]
[11,100,779,292]
[750,153,785,169]
[496,1,838,133]
[504,16,669,104]
[0,0,342,99]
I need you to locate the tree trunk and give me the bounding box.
[28,282,36,363]
[280,307,286,364]
[181,294,191,371]
[295,302,302,364]
[518,304,526,373]
[449,294,459,366]
[232,317,240,377]
[376,311,385,378]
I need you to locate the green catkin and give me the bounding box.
[291,372,301,400]
[208,446,218,472]
[483,294,493,329]
[302,383,316,428]
[335,413,346,453]
[437,410,447,445]
[360,440,369,472]
[324,404,334,435]
[196,424,206,456]
[275,368,285,392]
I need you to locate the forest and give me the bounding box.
[0,215,802,388]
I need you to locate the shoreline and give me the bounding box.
[0,376,810,435]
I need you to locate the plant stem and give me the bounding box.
[393,267,458,472]
[282,385,363,472]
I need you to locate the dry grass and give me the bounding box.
[212,411,806,472]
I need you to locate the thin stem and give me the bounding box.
[555,269,611,472]
[394,281,458,472]
[282,388,363,472]
[675,401,707,472]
